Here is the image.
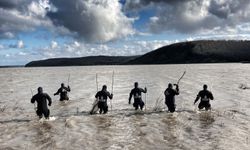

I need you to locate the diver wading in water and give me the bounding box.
[95,85,113,114]
[31,87,52,119]
[194,84,214,110]
[164,83,179,113]
[54,83,71,101]
[129,82,147,110]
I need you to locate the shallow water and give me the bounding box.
[0,64,250,150]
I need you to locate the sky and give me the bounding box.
[1,0,250,65]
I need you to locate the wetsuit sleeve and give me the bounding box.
[95,92,99,99]
[175,85,179,95]
[54,88,60,95]
[31,95,36,103]
[209,92,214,100]
[67,86,71,92]
[46,94,52,106]
[139,88,147,93]
[129,89,133,104]
[107,92,113,99]
[164,89,168,96]
[194,91,201,104]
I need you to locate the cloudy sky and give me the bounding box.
[1,0,250,65]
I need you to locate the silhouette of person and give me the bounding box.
[129,82,147,110]
[95,85,113,114]
[31,87,52,119]
[164,83,179,113]
[194,84,214,110]
[54,83,71,101]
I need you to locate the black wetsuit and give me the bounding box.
[195,90,214,110]
[164,87,179,112]
[54,86,70,101]
[31,93,52,119]
[129,88,146,110]
[95,90,113,114]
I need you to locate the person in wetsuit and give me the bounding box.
[129,82,147,110]
[54,83,71,101]
[95,85,113,114]
[31,87,52,119]
[164,83,179,113]
[194,84,214,110]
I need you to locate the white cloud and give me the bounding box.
[126,0,250,35]
[47,0,135,42]
[17,40,24,48]
[28,1,47,17]
[51,41,58,49]
[18,51,27,56]
[0,0,57,39]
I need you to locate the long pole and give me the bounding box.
[111,71,114,111]
[67,74,71,86]
[145,88,147,111]
[96,73,98,92]
[177,71,186,85]
[90,73,99,115]
[30,89,36,111]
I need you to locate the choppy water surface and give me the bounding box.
[1,64,250,150]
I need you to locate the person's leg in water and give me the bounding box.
[36,109,43,119]
[165,101,173,112]
[198,102,205,110]
[205,102,211,111]
[65,95,69,101]
[139,99,144,110]
[103,103,108,114]
[98,102,103,114]
[133,99,139,110]
[169,104,175,113]
[44,109,50,119]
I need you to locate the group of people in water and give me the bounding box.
[31,81,214,119]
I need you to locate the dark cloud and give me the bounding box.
[0,0,54,39]
[125,0,250,34]
[0,0,33,10]
[124,0,190,11]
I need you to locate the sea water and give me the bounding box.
[0,64,250,150]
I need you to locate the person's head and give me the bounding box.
[134,82,138,88]
[38,87,43,94]
[203,84,208,90]
[168,83,173,89]
[102,85,107,91]
[61,83,65,87]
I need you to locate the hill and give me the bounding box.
[25,56,139,67]
[25,40,250,67]
[126,40,250,64]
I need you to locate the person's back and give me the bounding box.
[31,87,52,119]
[95,85,113,114]
[96,90,112,102]
[194,84,214,110]
[32,93,50,111]
[165,87,179,102]
[164,83,179,112]
[198,90,213,102]
[130,88,144,99]
[54,83,70,101]
[129,82,147,110]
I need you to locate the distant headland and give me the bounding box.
[25,40,250,67]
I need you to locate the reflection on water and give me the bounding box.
[1,64,250,149]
